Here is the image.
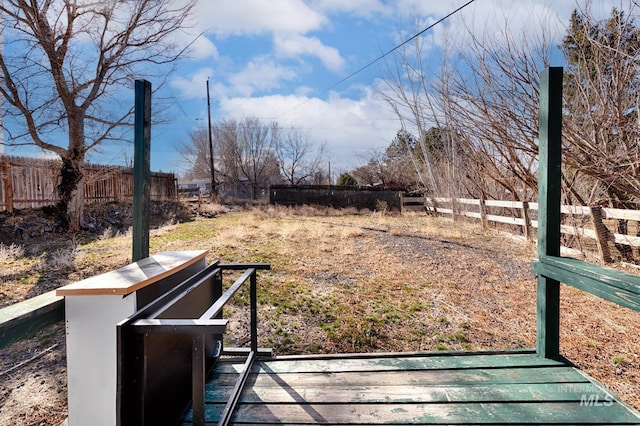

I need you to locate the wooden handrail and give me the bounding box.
[531,66,640,361]
[0,290,64,349]
[532,256,640,312]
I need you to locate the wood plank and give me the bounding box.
[132,79,152,262]
[561,205,592,215]
[602,207,640,221]
[484,200,523,209]
[538,255,640,293]
[536,66,563,359]
[486,214,524,226]
[560,224,598,239]
[183,351,640,425]
[214,353,567,375]
[612,232,640,247]
[266,348,537,361]
[435,208,453,215]
[209,366,588,387]
[204,382,606,404]
[56,250,208,296]
[455,198,480,206]
[533,256,640,312]
[0,290,64,349]
[183,401,640,424]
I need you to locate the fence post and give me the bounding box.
[132,79,152,262]
[2,157,13,213]
[536,66,563,359]
[479,197,488,230]
[522,201,532,241]
[451,197,458,221]
[590,206,612,263]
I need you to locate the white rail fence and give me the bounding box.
[401,195,640,263]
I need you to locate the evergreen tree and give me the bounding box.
[337,173,358,186]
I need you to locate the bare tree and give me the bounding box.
[352,132,419,188]
[214,117,282,199]
[0,0,196,230]
[378,27,442,194]
[274,127,325,185]
[562,3,640,204]
[439,14,556,202]
[178,128,211,182]
[379,11,555,201]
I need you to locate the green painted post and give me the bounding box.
[133,80,152,262]
[536,67,563,359]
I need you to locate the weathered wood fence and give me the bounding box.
[0,155,176,212]
[401,195,640,263]
[270,185,403,211]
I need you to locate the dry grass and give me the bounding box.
[1,204,639,425]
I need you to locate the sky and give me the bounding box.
[1,0,626,179]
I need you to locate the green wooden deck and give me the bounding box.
[181,350,640,425]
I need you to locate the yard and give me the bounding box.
[1,204,639,425]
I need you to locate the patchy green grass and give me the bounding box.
[2,203,640,412]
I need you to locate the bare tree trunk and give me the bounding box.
[0,0,196,232]
[590,206,612,263]
[57,157,84,231]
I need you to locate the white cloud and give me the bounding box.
[444,0,625,49]
[171,68,214,99]
[308,0,389,17]
[274,34,345,72]
[192,0,327,36]
[187,35,219,61]
[228,57,298,96]
[159,0,630,175]
[218,90,399,171]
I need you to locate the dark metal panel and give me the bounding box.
[141,333,193,426]
[132,319,228,334]
[117,262,221,426]
[116,325,145,426]
[117,262,271,426]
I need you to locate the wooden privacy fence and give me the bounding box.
[0,155,176,212]
[401,194,640,263]
[270,184,403,211]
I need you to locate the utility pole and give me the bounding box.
[206,78,216,198]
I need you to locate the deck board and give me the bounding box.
[214,352,568,374]
[181,350,640,425]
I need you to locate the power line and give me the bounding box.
[325,0,476,93]
[277,0,476,118]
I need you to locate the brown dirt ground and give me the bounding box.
[0,204,639,425]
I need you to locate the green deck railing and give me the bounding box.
[533,66,640,359]
[0,290,64,349]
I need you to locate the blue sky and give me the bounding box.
[2,0,625,178]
